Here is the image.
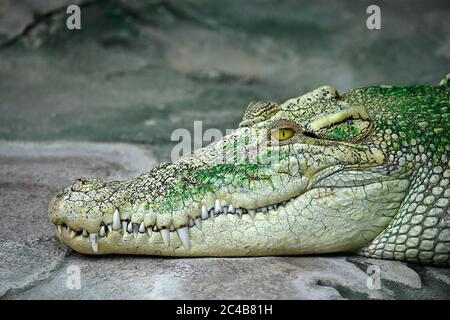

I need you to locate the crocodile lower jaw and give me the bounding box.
[54,197,294,254]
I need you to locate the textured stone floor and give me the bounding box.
[0,0,449,299]
[1,0,449,162]
[0,141,449,300]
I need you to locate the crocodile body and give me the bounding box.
[49,75,450,265]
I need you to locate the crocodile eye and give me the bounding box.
[273,128,295,141]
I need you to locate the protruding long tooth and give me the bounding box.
[188,218,195,227]
[99,226,106,237]
[82,229,88,237]
[214,199,222,213]
[201,205,209,220]
[56,225,62,235]
[228,204,235,214]
[248,210,256,218]
[177,227,190,250]
[133,223,139,238]
[113,209,121,230]
[107,224,113,232]
[122,221,128,232]
[139,222,146,233]
[90,233,98,252]
[160,228,170,247]
[194,218,202,230]
[69,230,76,238]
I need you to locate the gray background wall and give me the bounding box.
[1,0,449,161]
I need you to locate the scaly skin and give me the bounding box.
[49,75,450,265]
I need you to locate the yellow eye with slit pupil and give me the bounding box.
[274,128,295,141]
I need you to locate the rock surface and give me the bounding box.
[0,141,156,297]
[0,0,85,46]
[0,141,449,300]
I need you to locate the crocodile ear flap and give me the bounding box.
[240,101,279,127]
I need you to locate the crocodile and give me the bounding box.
[49,74,450,265]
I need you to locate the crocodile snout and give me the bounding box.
[48,187,71,226]
[48,178,109,232]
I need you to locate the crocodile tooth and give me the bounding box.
[261,207,268,213]
[214,199,222,213]
[248,210,256,218]
[188,218,195,227]
[209,209,215,219]
[160,229,170,247]
[147,227,152,237]
[268,205,274,211]
[223,206,228,214]
[107,224,113,232]
[236,208,243,217]
[139,222,146,233]
[56,225,62,235]
[99,226,106,237]
[82,229,88,237]
[177,227,190,250]
[228,204,235,214]
[69,230,76,238]
[90,233,98,252]
[282,201,287,206]
[122,221,128,232]
[152,225,158,231]
[201,205,209,220]
[194,218,202,230]
[127,221,133,233]
[169,224,175,232]
[133,223,139,238]
[273,204,278,210]
[112,209,121,230]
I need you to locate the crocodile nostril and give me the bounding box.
[71,178,87,192]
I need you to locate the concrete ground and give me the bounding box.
[1,141,449,300]
[0,0,449,299]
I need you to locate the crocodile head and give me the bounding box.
[49,83,449,263]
